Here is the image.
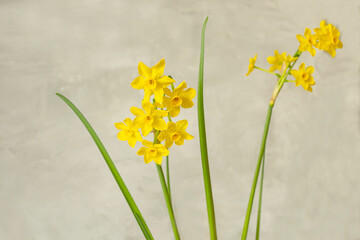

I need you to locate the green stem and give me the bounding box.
[241,104,273,240]
[56,93,153,240]
[156,164,180,239]
[154,131,180,240]
[254,66,281,77]
[198,17,218,240]
[255,151,265,240]
[166,155,172,202]
[166,114,173,201]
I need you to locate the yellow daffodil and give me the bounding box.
[314,20,343,57]
[290,63,315,92]
[131,100,168,136]
[246,54,257,76]
[267,50,297,73]
[157,120,194,148]
[267,50,286,72]
[160,81,196,118]
[137,140,169,165]
[297,28,318,56]
[115,118,142,148]
[131,59,175,103]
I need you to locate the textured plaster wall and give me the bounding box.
[0,0,359,239]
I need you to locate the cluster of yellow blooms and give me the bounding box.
[246,20,343,92]
[115,59,196,165]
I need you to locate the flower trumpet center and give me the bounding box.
[302,73,309,80]
[171,96,182,106]
[145,115,153,123]
[148,148,157,157]
[333,37,338,45]
[170,132,181,142]
[146,78,156,89]
[309,38,317,45]
[124,129,133,137]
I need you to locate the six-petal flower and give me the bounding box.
[161,81,196,118]
[131,59,175,103]
[115,118,142,148]
[131,100,168,136]
[137,140,169,165]
[290,63,315,92]
[314,20,343,57]
[157,120,194,148]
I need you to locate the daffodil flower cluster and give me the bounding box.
[246,20,342,94]
[115,59,195,165]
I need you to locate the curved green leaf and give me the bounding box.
[56,93,153,240]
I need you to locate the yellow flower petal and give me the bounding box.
[128,137,137,148]
[305,66,314,74]
[153,118,167,130]
[130,106,145,117]
[156,145,169,156]
[142,124,153,136]
[124,118,132,126]
[134,131,142,141]
[175,81,187,92]
[133,117,142,128]
[152,59,165,79]
[176,120,188,132]
[117,131,129,141]
[167,122,176,131]
[138,61,152,78]
[115,122,126,130]
[181,88,196,99]
[169,106,180,117]
[153,109,168,118]
[182,132,194,140]
[153,156,163,165]
[153,87,164,103]
[144,155,152,164]
[142,140,153,148]
[175,138,184,146]
[131,76,146,90]
[157,76,175,88]
[137,147,147,156]
[181,98,194,108]
[142,101,153,115]
[163,88,172,96]
[165,138,173,148]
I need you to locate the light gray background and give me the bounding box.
[1,0,359,239]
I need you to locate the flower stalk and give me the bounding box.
[241,104,273,240]
[154,131,180,240]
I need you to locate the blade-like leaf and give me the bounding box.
[197,17,218,240]
[56,93,153,240]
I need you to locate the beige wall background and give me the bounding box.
[1,0,359,239]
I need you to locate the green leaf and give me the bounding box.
[56,93,153,240]
[197,17,218,240]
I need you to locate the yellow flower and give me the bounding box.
[131,100,168,136]
[157,120,194,148]
[137,140,169,165]
[246,54,257,76]
[160,81,196,117]
[267,50,296,73]
[131,59,175,103]
[290,63,315,92]
[297,28,318,56]
[115,118,142,148]
[314,20,343,57]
